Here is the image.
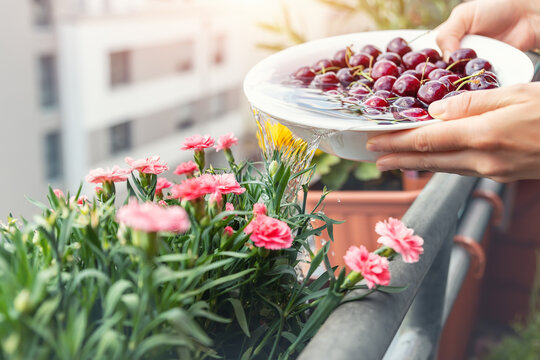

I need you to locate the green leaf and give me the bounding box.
[227,298,251,337]
[104,280,133,317]
[354,162,382,181]
[133,334,194,359]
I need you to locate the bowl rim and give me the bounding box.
[244,29,534,132]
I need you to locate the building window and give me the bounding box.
[38,54,58,108]
[33,0,52,27]
[44,131,63,181]
[110,121,132,154]
[110,51,131,87]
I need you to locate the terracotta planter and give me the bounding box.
[305,189,422,268]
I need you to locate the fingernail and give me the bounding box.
[366,141,379,152]
[428,100,445,117]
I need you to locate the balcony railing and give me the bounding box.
[298,174,504,360]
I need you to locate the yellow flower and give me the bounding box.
[255,114,310,161]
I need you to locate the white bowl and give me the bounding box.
[244,29,534,161]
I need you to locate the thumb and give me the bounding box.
[435,3,476,60]
[428,87,514,120]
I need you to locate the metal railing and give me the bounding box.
[298,173,504,360]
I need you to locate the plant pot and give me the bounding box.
[401,171,434,192]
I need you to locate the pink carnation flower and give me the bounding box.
[224,226,234,236]
[253,203,267,216]
[76,195,90,205]
[53,189,64,198]
[375,217,424,263]
[125,155,169,175]
[244,214,293,250]
[181,134,214,151]
[158,200,167,207]
[155,177,173,196]
[225,203,234,211]
[215,133,238,152]
[174,161,198,176]
[117,198,190,233]
[170,176,215,201]
[212,174,246,195]
[344,245,391,289]
[85,166,130,184]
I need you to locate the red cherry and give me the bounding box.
[333,48,352,68]
[349,84,371,97]
[392,74,421,97]
[442,90,466,99]
[417,80,449,104]
[374,90,393,99]
[448,48,477,73]
[401,69,421,79]
[293,66,316,85]
[373,75,397,92]
[336,68,355,86]
[402,51,428,70]
[371,60,399,79]
[312,72,339,90]
[312,59,335,73]
[377,52,402,65]
[349,53,373,68]
[400,108,432,121]
[467,75,499,90]
[439,74,461,91]
[386,37,412,57]
[428,68,453,81]
[415,62,437,77]
[464,58,492,76]
[363,95,389,108]
[360,44,382,59]
[393,96,422,109]
[419,48,441,62]
[434,60,448,69]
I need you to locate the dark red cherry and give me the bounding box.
[434,60,448,69]
[415,62,437,77]
[428,68,453,81]
[392,74,421,97]
[333,48,352,68]
[371,60,399,79]
[312,59,335,73]
[467,75,499,90]
[417,80,449,104]
[336,68,355,86]
[377,52,402,65]
[293,66,316,85]
[363,95,389,108]
[387,37,412,57]
[348,84,371,97]
[373,75,397,92]
[448,48,477,73]
[439,74,461,91]
[393,96,422,109]
[484,71,498,82]
[374,90,393,99]
[402,51,428,70]
[401,69,421,79]
[442,90,466,99]
[312,72,339,90]
[400,108,432,121]
[464,58,492,76]
[360,44,382,59]
[349,53,373,68]
[419,48,441,62]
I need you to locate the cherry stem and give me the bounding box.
[446,58,472,71]
[452,69,486,87]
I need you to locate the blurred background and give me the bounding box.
[0,0,459,219]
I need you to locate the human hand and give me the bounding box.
[436,0,540,58]
[365,83,540,182]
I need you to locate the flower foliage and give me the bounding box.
[0,132,422,360]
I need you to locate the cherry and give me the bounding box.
[312,72,339,90]
[349,53,373,68]
[312,59,335,73]
[348,84,371,97]
[373,75,397,92]
[448,48,477,73]
[356,75,374,88]
[371,60,399,79]
[400,108,432,121]
[434,60,448,69]
[417,80,449,104]
[393,96,422,109]
[377,52,402,65]
[443,90,466,99]
[467,75,499,90]
[374,90,393,99]
[419,48,441,62]
[439,74,461,91]
[465,58,492,76]
[336,68,355,86]
[293,66,316,84]
[387,37,412,57]
[402,69,421,79]
[415,62,437,78]
[392,74,421,97]
[333,48,352,68]
[402,51,428,70]
[360,44,382,59]
[363,95,389,108]
[428,68,453,81]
